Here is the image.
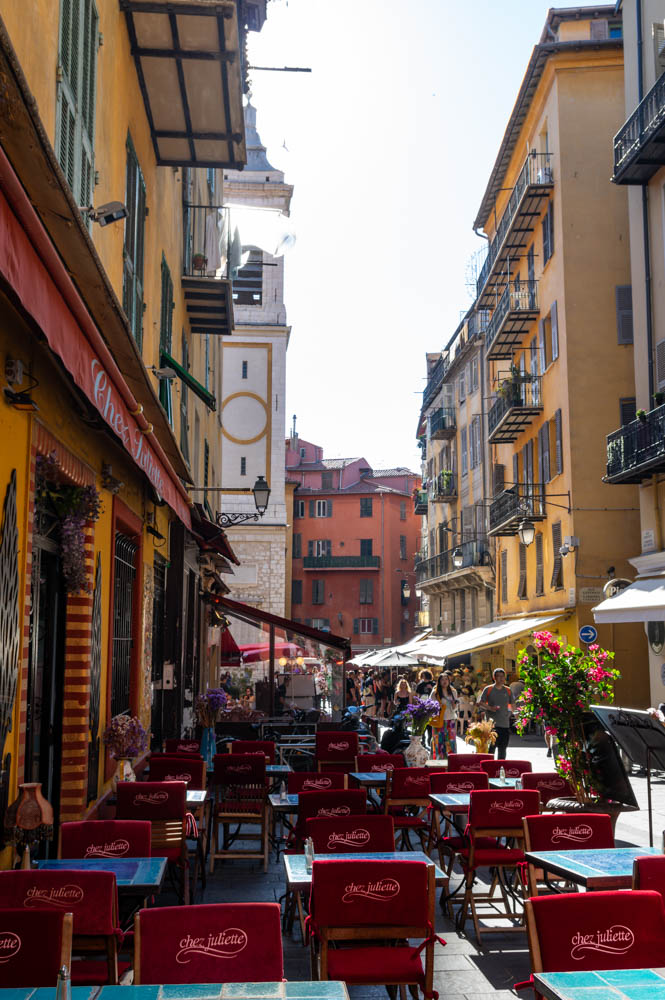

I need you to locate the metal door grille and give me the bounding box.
[111,532,138,718]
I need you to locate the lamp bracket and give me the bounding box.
[215,510,261,527]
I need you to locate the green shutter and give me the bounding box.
[56,0,97,208]
[353,618,359,634]
[327,499,333,517]
[159,255,174,424]
[309,500,315,518]
[372,618,379,634]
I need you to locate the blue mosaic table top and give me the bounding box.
[525,847,662,889]
[349,772,388,786]
[36,856,167,892]
[534,968,665,1000]
[269,793,299,812]
[429,792,471,811]
[283,851,447,890]
[0,984,348,1000]
[266,764,292,776]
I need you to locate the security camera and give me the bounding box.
[559,543,572,557]
[84,201,128,226]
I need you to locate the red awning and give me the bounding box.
[238,641,304,662]
[220,628,241,666]
[192,504,240,565]
[219,596,350,654]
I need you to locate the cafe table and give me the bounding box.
[524,846,662,890]
[0,984,350,1000]
[35,856,167,897]
[348,771,387,789]
[428,792,471,841]
[488,777,520,788]
[533,968,665,1000]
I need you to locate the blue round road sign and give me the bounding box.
[579,625,598,644]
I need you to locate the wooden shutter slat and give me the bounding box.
[551,300,559,360]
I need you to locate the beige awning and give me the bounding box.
[120,0,247,169]
[413,613,566,662]
[593,576,665,623]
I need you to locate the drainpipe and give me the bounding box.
[637,0,656,400]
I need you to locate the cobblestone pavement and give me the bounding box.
[152,732,660,1000]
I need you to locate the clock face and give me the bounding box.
[648,621,665,655]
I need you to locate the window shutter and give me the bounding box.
[305,618,312,627]
[551,300,559,360]
[538,319,546,374]
[555,409,563,474]
[327,499,333,517]
[518,543,527,599]
[309,499,315,518]
[325,540,332,556]
[535,533,544,595]
[590,18,609,39]
[620,398,637,425]
[656,339,665,389]
[372,618,379,634]
[500,549,508,604]
[548,201,554,257]
[461,426,468,476]
[307,540,314,557]
[542,421,550,483]
[493,463,505,495]
[512,452,519,489]
[551,521,563,589]
[57,85,77,191]
[293,534,302,558]
[615,285,634,344]
[353,618,359,634]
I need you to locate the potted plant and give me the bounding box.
[103,715,148,787]
[194,687,228,768]
[465,718,497,754]
[402,697,440,766]
[514,631,619,803]
[637,409,647,422]
[654,392,665,407]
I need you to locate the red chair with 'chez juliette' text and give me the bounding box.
[306,814,396,854]
[209,753,268,873]
[446,753,494,772]
[230,740,276,763]
[288,771,347,793]
[428,770,490,873]
[523,812,613,896]
[116,780,190,904]
[355,753,405,773]
[384,768,431,851]
[0,908,73,987]
[521,771,574,808]
[164,739,201,756]
[480,759,533,779]
[59,819,151,859]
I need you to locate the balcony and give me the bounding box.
[182,205,234,338]
[429,471,457,502]
[476,154,553,308]
[606,405,665,483]
[422,356,446,410]
[468,309,489,338]
[415,540,490,585]
[488,485,546,537]
[485,282,539,361]
[429,407,456,440]
[414,491,428,515]
[488,374,543,444]
[302,555,381,570]
[613,72,665,185]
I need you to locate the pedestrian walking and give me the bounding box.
[430,670,459,760]
[393,675,414,713]
[478,667,515,760]
[457,684,475,735]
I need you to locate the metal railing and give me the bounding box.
[414,491,428,515]
[606,404,665,480]
[415,540,489,583]
[614,71,665,178]
[468,309,490,338]
[302,555,381,569]
[429,407,456,437]
[428,471,457,500]
[488,374,542,437]
[477,154,553,298]
[183,204,231,278]
[489,485,545,532]
[422,356,447,410]
[486,282,539,354]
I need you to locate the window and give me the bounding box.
[359,579,374,604]
[517,543,527,599]
[554,409,563,475]
[292,533,302,558]
[400,500,407,521]
[470,416,481,469]
[206,167,216,195]
[159,255,174,423]
[535,533,544,596]
[233,249,263,305]
[122,138,146,345]
[180,332,190,465]
[493,463,505,495]
[308,539,331,557]
[550,301,559,361]
[321,471,333,490]
[471,357,479,392]
[310,618,330,630]
[360,498,373,517]
[360,539,373,557]
[355,617,378,635]
[459,371,466,402]
[240,456,247,476]
[310,499,332,517]
[242,360,248,379]
[620,398,637,425]
[204,334,210,390]
[400,534,407,560]
[294,499,305,519]
[461,426,468,477]
[56,0,98,208]
[300,447,306,459]
[551,521,564,589]
[500,549,508,604]
[292,579,302,604]
[312,579,325,605]
[543,200,554,265]
[538,422,551,485]
[615,286,634,344]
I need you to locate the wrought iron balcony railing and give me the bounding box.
[415,540,490,584]
[488,374,543,444]
[485,282,539,360]
[488,485,546,536]
[606,405,665,483]
[613,71,665,184]
[429,407,456,440]
[182,203,233,337]
[476,153,553,306]
[302,555,381,570]
[422,356,447,410]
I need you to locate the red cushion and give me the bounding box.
[327,946,424,985]
[524,813,614,851]
[70,958,131,985]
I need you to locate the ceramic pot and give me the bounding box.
[404,734,428,767]
[112,757,135,791]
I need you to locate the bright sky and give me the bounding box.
[247,0,613,472]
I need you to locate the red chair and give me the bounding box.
[480,759,533,779]
[116,780,190,904]
[134,902,283,984]
[294,788,367,850]
[309,859,440,995]
[633,854,665,903]
[430,770,489,795]
[459,788,541,941]
[383,767,431,850]
[316,731,359,772]
[209,754,268,873]
[355,753,405,772]
[523,813,614,896]
[164,738,201,755]
[288,771,347,793]
[230,740,276,763]
[521,771,574,807]
[0,870,124,984]
[307,814,396,853]
[428,770,489,871]
[525,890,665,983]
[447,753,494,771]
[149,755,207,789]
[59,819,151,859]
[0,908,72,986]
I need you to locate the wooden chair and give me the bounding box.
[383,767,431,850]
[229,740,276,763]
[0,909,73,986]
[315,731,358,772]
[116,780,190,904]
[428,770,489,873]
[164,738,201,755]
[209,753,269,873]
[523,812,614,896]
[288,771,347,793]
[355,753,405,772]
[633,853,665,903]
[149,755,207,788]
[307,814,396,853]
[447,752,494,771]
[480,759,533,779]
[521,771,574,808]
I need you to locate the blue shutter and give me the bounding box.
[372,618,379,634]
[307,540,314,557]
[353,619,359,634]
[327,499,333,517]
[309,499,315,518]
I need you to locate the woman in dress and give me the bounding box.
[430,670,459,759]
[393,675,413,714]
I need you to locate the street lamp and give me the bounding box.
[452,546,464,570]
[518,518,535,547]
[402,583,411,600]
[216,475,271,527]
